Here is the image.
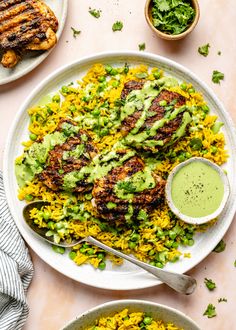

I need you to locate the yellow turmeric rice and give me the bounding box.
[15,63,227,270]
[86,308,183,330]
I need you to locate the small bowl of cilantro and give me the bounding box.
[145,0,200,40]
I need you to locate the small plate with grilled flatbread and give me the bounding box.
[0,0,68,85]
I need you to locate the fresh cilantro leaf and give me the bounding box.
[112,21,123,32]
[198,43,210,57]
[213,239,226,253]
[204,278,216,291]
[218,298,227,303]
[71,27,81,39]
[212,70,224,84]
[117,181,136,193]
[138,43,146,51]
[157,0,170,11]
[151,0,195,35]
[89,8,101,18]
[203,304,217,318]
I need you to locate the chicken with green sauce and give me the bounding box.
[92,150,166,222]
[119,79,192,152]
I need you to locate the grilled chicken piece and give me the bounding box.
[92,152,166,222]
[1,49,21,68]
[120,81,188,152]
[39,120,97,193]
[0,0,58,68]
[120,80,144,100]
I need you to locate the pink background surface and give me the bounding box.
[0,0,236,329]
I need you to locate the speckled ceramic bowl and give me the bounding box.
[61,300,201,330]
[165,157,230,225]
[145,0,200,41]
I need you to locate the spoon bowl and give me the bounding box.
[23,200,197,295]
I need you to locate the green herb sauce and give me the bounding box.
[171,161,224,218]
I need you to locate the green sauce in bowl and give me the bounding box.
[171,161,224,218]
[166,157,230,224]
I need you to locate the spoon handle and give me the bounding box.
[85,236,196,295]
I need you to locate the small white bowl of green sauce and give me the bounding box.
[166,157,230,225]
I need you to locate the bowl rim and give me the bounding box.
[165,157,230,224]
[61,299,201,330]
[144,0,200,40]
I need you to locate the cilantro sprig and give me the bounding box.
[89,8,101,18]
[203,304,217,318]
[198,43,210,57]
[151,0,195,35]
[71,27,81,39]
[112,21,123,32]
[138,43,146,51]
[213,239,226,253]
[204,278,216,291]
[212,70,224,84]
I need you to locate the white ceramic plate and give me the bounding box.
[61,300,201,330]
[3,52,236,290]
[0,0,68,86]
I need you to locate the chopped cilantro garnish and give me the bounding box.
[138,43,146,51]
[212,70,224,84]
[218,298,227,303]
[112,21,123,32]
[204,278,216,291]
[151,0,195,35]
[71,27,81,38]
[198,43,210,57]
[213,239,226,253]
[117,181,136,193]
[189,138,202,150]
[203,304,217,318]
[89,8,101,18]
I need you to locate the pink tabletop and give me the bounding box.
[0,1,236,329]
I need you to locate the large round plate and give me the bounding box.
[61,300,200,330]
[0,0,68,85]
[3,52,236,290]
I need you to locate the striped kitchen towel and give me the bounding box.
[0,172,33,330]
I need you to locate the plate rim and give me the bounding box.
[3,51,236,290]
[0,0,68,86]
[61,299,201,330]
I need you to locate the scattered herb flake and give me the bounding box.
[218,298,227,303]
[138,43,146,51]
[213,239,226,253]
[151,0,195,35]
[198,43,210,57]
[212,70,224,84]
[234,260,236,267]
[112,21,123,32]
[89,8,101,18]
[217,51,222,56]
[203,304,217,318]
[71,27,81,38]
[204,278,216,291]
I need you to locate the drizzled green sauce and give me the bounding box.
[171,161,224,218]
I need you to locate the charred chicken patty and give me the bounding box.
[0,0,58,68]
[39,120,97,193]
[119,80,191,152]
[92,151,166,222]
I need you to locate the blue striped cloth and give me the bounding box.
[0,173,33,330]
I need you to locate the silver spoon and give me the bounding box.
[23,200,197,295]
